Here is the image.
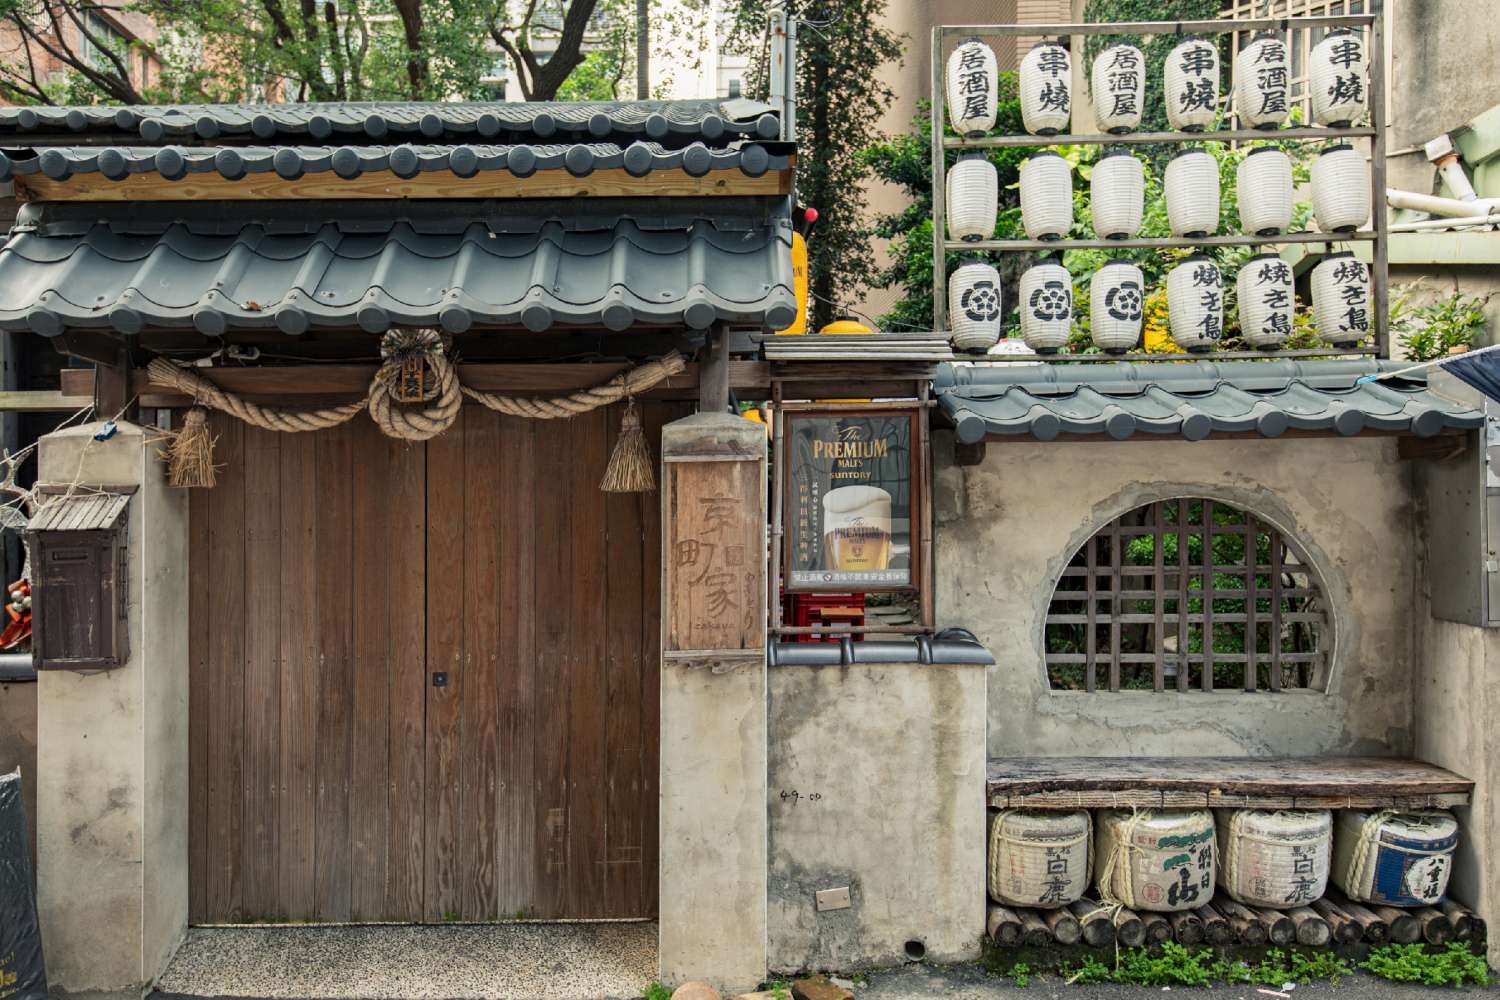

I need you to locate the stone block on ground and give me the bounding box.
[673,981,724,1000]
[793,975,854,1000]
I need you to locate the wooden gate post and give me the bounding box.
[659,411,768,993]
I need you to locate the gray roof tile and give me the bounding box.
[935,360,1483,442]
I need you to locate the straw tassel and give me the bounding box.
[600,399,655,493]
[163,407,219,488]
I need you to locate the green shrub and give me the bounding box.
[1362,943,1491,987]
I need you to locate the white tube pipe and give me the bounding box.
[1435,154,1479,202]
[1389,213,1500,232]
[1387,188,1500,218]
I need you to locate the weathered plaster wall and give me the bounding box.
[0,678,36,869]
[767,662,987,973]
[934,432,1415,758]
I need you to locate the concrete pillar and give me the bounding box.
[658,412,768,994]
[35,421,190,996]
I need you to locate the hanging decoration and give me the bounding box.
[1311,144,1370,233]
[1018,260,1073,354]
[1312,251,1371,346]
[160,408,219,488]
[1164,147,1220,238]
[947,37,999,138]
[1237,252,1295,351]
[950,258,1004,352]
[1020,41,1072,136]
[947,153,998,242]
[1311,28,1367,128]
[1164,37,1220,132]
[1090,261,1145,354]
[1020,151,1073,241]
[1167,256,1224,353]
[1237,146,1294,236]
[1234,33,1290,129]
[1091,43,1146,134]
[1091,149,1145,240]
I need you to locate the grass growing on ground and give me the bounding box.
[642,982,672,1000]
[1044,943,1357,987]
[1361,944,1491,987]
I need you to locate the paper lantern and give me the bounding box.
[950,259,1003,352]
[947,154,998,243]
[1090,261,1144,354]
[1091,150,1145,240]
[1092,43,1146,134]
[1236,146,1293,236]
[1164,148,1220,238]
[1237,252,1295,351]
[1234,33,1290,130]
[1312,251,1371,346]
[1165,37,1220,132]
[1020,151,1073,241]
[1311,144,1370,233]
[1020,42,1072,136]
[1167,256,1224,353]
[947,37,998,138]
[1311,29,1367,128]
[1019,261,1073,354]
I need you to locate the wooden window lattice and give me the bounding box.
[1045,498,1330,693]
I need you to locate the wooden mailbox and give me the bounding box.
[26,488,132,671]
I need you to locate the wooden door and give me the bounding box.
[188,403,677,924]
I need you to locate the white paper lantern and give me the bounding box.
[1090,261,1144,354]
[1311,29,1366,128]
[1020,151,1073,241]
[947,37,999,138]
[1234,33,1290,130]
[1236,146,1293,236]
[1312,251,1371,346]
[1091,150,1145,240]
[1167,256,1224,353]
[1092,43,1146,134]
[1164,148,1220,238]
[1019,261,1073,354]
[947,154,998,243]
[1311,144,1370,233]
[1020,42,1072,136]
[1165,37,1220,132]
[1237,252,1295,351]
[950,259,1003,352]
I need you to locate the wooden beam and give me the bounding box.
[698,327,731,414]
[16,167,793,202]
[0,390,90,413]
[979,428,1471,444]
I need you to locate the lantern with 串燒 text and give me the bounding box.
[1165,37,1220,132]
[1020,41,1072,136]
[947,37,998,138]
[1311,29,1367,128]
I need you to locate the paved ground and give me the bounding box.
[152,922,657,1000]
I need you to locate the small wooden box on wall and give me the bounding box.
[25,486,134,671]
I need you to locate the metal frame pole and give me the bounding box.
[1368,1,1391,359]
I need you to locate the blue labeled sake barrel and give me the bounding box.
[1331,809,1459,906]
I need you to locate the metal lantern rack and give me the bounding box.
[930,10,1389,360]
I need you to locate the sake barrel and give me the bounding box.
[1310,28,1367,128]
[1234,33,1290,130]
[1165,37,1219,132]
[1096,809,1216,912]
[1092,43,1146,134]
[1020,151,1073,241]
[1332,810,1459,907]
[1020,42,1072,136]
[1216,809,1332,908]
[989,809,1092,909]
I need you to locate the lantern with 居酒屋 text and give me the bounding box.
[1090,261,1145,354]
[1092,43,1146,134]
[1165,147,1220,238]
[1236,146,1294,236]
[1311,144,1370,233]
[1165,37,1220,132]
[1091,149,1145,240]
[1237,252,1295,351]
[1235,33,1290,130]
[1020,151,1073,241]
[1167,256,1224,353]
[950,258,1003,352]
[946,153,998,243]
[1019,261,1073,354]
[947,37,998,138]
[1311,28,1367,128]
[1020,42,1072,136]
[1312,251,1371,346]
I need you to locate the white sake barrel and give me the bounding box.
[1097,809,1216,912]
[1331,810,1459,907]
[1216,809,1332,908]
[989,809,1091,909]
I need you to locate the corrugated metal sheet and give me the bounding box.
[935,359,1485,442]
[0,197,796,335]
[28,491,129,532]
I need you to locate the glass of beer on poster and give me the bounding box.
[783,408,919,591]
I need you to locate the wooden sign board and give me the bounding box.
[664,458,765,655]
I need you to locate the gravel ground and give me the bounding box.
[152,922,657,1000]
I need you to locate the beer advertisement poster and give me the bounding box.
[785,409,918,591]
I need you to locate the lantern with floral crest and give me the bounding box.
[1019,261,1073,354]
[946,153,998,243]
[1090,261,1145,354]
[1020,151,1073,240]
[1311,29,1367,128]
[1164,148,1220,238]
[1165,37,1220,132]
[1236,146,1293,236]
[1311,144,1370,233]
[1020,41,1072,136]
[946,37,998,138]
[1237,253,1295,351]
[1167,256,1224,353]
[1091,150,1145,240]
[1235,33,1290,129]
[950,258,1003,352]
[1312,252,1371,346]
[1092,43,1146,134]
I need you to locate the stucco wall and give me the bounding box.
[934,433,1416,758]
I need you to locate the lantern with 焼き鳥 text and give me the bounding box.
[1092,43,1146,134]
[1235,33,1290,130]
[1165,147,1220,238]
[1167,256,1224,353]
[1313,251,1371,347]
[1090,261,1145,354]
[1236,146,1293,236]
[950,258,1003,352]
[1020,41,1072,136]
[946,153,998,243]
[1311,144,1370,233]
[1019,261,1073,354]
[1311,29,1367,128]
[1237,252,1295,351]
[947,37,998,138]
[1091,149,1145,240]
[1020,151,1073,241]
[1165,37,1219,132]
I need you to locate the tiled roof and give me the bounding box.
[0,197,796,336]
[935,360,1484,442]
[0,141,786,184]
[0,99,781,146]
